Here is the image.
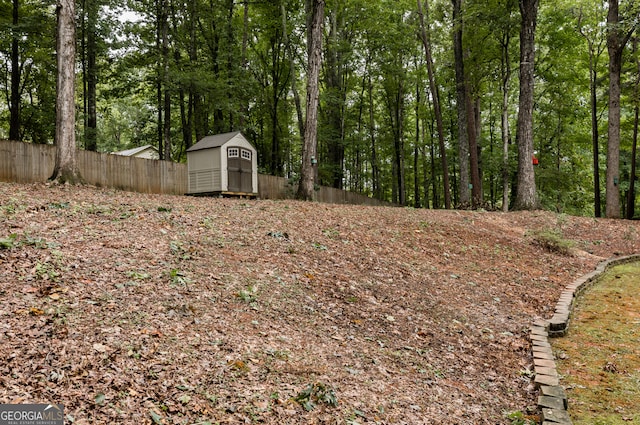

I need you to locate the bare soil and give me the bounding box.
[1,182,639,424]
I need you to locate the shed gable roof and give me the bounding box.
[113,145,158,157]
[187,131,253,152]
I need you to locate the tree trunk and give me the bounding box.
[239,0,249,129]
[466,88,481,207]
[297,0,325,201]
[605,0,635,218]
[9,0,21,141]
[500,32,512,212]
[590,43,602,218]
[325,7,346,189]
[85,0,97,151]
[179,85,191,154]
[627,41,639,219]
[417,0,451,209]
[414,80,421,208]
[452,0,469,207]
[578,19,605,217]
[628,105,639,219]
[161,0,171,161]
[428,113,438,207]
[189,2,204,142]
[156,0,164,159]
[513,0,539,210]
[281,3,305,140]
[391,87,406,205]
[51,0,82,184]
[369,75,381,200]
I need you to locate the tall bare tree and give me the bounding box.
[452,0,470,207]
[513,0,539,210]
[500,28,513,212]
[9,0,21,141]
[82,0,98,151]
[605,0,636,218]
[628,38,639,219]
[417,0,451,209]
[50,0,81,184]
[297,0,325,201]
[577,7,606,217]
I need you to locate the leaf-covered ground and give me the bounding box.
[1,182,639,425]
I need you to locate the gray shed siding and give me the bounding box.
[187,147,222,193]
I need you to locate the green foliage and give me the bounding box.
[294,382,338,411]
[35,261,61,281]
[167,268,191,286]
[236,285,257,303]
[0,234,17,249]
[312,242,328,251]
[0,233,56,250]
[126,270,151,281]
[504,410,537,425]
[169,240,193,261]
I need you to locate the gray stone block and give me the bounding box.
[549,328,568,338]
[532,339,551,348]
[532,348,555,360]
[531,326,549,336]
[535,366,558,377]
[540,385,568,409]
[541,407,572,424]
[534,374,559,387]
[534,358,556,368]
[533,319,549,330]
[538,395,566,411]
[549,315,568,331]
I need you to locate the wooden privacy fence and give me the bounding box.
[0,140,389,206]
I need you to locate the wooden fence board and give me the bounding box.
[1,140,390,206]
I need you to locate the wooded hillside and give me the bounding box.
[1,0,639,215]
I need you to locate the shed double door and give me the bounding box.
[227,147,253,193]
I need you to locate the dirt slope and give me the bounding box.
[1,182,638,424]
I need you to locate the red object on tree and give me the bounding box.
[532,155,539,165]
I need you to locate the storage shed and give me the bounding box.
[186,131,258,196]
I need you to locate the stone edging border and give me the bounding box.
[529,254,640,425]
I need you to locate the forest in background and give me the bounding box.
[1,0,639,216]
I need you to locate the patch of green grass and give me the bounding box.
[527,228,574,255]
[553,262,640,424]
